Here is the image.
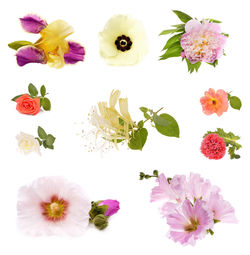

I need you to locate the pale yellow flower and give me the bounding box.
[35,20,74,68]
[16,132,41,155]
[99,15,148,66]
[90,90,135,145]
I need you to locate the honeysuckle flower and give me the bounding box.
[16,132,41,155]
[167,199,214,245]
[200,88,229,116]
[9,14,85,68]
[98,199,120,216]
[99,15,148,66]
[141,170,237,245]
[90,90,135,146]
[17,176,91,236]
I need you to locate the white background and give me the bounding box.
[0,0,249,254]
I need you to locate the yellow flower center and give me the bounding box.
[184,218,200,233]
[41,195,68,221]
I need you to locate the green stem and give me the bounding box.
[143,107,164,124]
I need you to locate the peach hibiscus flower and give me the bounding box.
[200,88,228,116]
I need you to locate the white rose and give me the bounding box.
[16,132,41,155]
[99,15,148,66]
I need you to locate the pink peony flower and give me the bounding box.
[207,193,237,223]
[201,133,226,160]
[17,176,91,236]
[167,199,214,245]
[200,88,229,116]
[181,19,227,64]
[151,173,187,202]
[98,199,120,216]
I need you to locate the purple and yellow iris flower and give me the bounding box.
[8,14,85,68]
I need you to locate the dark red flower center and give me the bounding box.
[115,35,132,52]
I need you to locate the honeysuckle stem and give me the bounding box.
[143,107,164,124]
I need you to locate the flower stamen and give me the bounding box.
[115,35,132,52]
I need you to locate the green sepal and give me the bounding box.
[207,60,218,68]
[89,201,108,220]
[8,40,33,50]
[11,94,23,101]
[153,113,180,138]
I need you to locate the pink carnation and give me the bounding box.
[181,19,227,64]
[200,88,229,116]
[201,133,226,160]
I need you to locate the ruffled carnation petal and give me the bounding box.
[20,14,47,33]
[64,41,85,64]
[16,46,46,66]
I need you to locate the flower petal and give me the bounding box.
[64,41,85,64]
[16,46,46,66]
[20,14,47,33]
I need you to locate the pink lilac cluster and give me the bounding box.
[151,173,237,245]
[181,19,227,64]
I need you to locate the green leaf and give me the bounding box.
[139,107,148,113]
[46,134,56,146]
[162,33,183,51]
[8,40,33,50]
[222,33,229,37]
[42,97,51,111]
[160,42,182,60]
[28,83,38,97]
[138,120,144,128]
[153,113,180,138]
[144,112,151,119]
[207,60,218,68]
[206,18,222,23]
[38,126,47,139]
[40,85,46,97]
[172,10,192,23]
[186,59,202,73]
[229,96,242,110]
[128,128,148,150]
[11,94,23,101]
[159,29,178,35]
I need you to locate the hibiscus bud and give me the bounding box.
[98,199,120,216]
[93,214,108,230]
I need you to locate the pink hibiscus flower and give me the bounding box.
[167,199,213,245]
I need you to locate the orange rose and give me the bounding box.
[16,94,40,115]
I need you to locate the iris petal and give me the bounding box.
[64,41,85,64]
[20,14,47,33]
[16,46,46,66]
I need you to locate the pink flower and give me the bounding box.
[186,173,220,202]
[17,177,91,236]
[207,193,237,223]
[151,174,187,202]
[98,199,120,216]
[181,19,227,64]
[167,199,213,245]
[200,88,229,116]
[201,133,226,160]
